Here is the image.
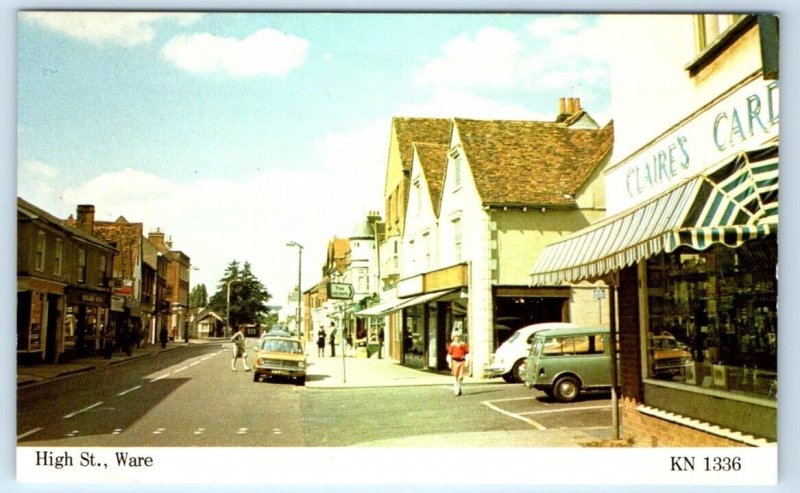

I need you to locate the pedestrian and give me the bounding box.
[103,324,114,359]
[447,331,469,396]
[159,326,168,349]
[230,327,251,371]
[329,323,337,357]
[378,326,385,359]
[317,326,326,357]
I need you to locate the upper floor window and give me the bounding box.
[78,248,87,283]
[54,238,63,276]
[452,219,463,263]
[449,147,463,189]
[99,255,107,286]
[413,180,422,214]
[423,231,431,271]
[687,14,753,76]
[36,231,46,271]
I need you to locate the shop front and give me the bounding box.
[531,75,778,446]
[17,277,66,363]
[65,287,111,355]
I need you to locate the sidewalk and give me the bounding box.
[304,349,487,389]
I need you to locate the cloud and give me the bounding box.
[23,159,58,180]
[161,28,310,77]
[415,27,523,89]
[22,12,203,46]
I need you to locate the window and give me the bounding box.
[54,238,63,276]
[36,231,46,271]
[452,219,462,263]
[687,14,752,76]
[645,237,777,400]
[78,248,87,283]
[695,14,744,51]
[99,255,107,286]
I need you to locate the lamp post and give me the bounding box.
[286,241,303,337]
[226,278,240,338]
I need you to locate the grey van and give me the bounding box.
[524,326,612,402]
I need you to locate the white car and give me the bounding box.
[485,322,578,383]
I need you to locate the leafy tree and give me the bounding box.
[209,260,272,329]
[189,284,208,308]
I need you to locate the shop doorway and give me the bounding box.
[493,295,567,349]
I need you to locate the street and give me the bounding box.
[18,343,612,447]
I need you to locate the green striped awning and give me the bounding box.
[530,144,778,286]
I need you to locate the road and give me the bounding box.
[17,343,612,447]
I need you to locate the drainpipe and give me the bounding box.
[608,279,620,440]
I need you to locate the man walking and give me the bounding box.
[230,327,250,371]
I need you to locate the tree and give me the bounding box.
[189,284,208,308]
[209,260,272,329]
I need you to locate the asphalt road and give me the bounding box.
[17,343,612,447]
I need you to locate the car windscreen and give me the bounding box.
[530,335,545,357]
[261,339,303,354]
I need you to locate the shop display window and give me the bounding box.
[645,236,777,400]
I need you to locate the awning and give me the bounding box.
[531,143,778,286]
[354,295,401,317]
[390,289,459,313]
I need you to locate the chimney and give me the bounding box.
[558,97,566,114]
[566,98,575,114]
[148,228,167,250]
[76,205,95,234]
[166,236,173,249]
[574,97,582,112]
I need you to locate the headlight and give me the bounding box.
[298,361,306,369]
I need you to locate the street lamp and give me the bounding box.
[286,241,303,337]
[226,278,240,338]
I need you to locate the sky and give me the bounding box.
[16,11,613,305]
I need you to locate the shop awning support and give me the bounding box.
[609,281,620,440]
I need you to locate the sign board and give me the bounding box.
[327,282,354,300]
[593,288,606,300]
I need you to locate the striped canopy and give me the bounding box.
[530,143,778,286]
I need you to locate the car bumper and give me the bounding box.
[254,366,306,378]
[483,366,508,378]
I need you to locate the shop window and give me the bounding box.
[645,236,777,400]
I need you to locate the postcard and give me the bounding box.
[14,9,780,486]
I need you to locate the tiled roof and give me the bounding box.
[17,197,116,251]
[454,118,614,206]
[413,143,449,216]
[392,117,452,171]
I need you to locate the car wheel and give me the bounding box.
[553,376,581,403]
[511,359,527,383]
[296,376,306,386]
[501,373,516,383]
[253,373,260,382]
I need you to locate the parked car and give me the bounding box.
[267,324,293,337]
[524,326,612,402]
[485,322,577,383]
[651,334,694,378]
[252,336,307,385]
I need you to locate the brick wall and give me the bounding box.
[618,265,643,401]
[621,397,742,447]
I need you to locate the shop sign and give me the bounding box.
[397,275,423,298]
[606,77,779,214]
[112,279,133,296]
[111,295,125,312]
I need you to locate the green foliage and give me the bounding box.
[189,284,208,308]
[208,260,272,328]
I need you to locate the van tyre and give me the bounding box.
[553,376,580,402]
[501,373,516,383]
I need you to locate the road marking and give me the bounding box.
[64,401,104,419]
[152,374,169,382]
[117,385,141,396]
[481,400,547,430]
[174,366,188,373]
[153,428,166,435]
[17,427,42,440]
[112,428,122,435]
[190,361,200,366]
[237,428,248,435]
[519,405,611,416]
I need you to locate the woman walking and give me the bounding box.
[230,327,250,371]
[317,327,326,357]
[447,331,469,396]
